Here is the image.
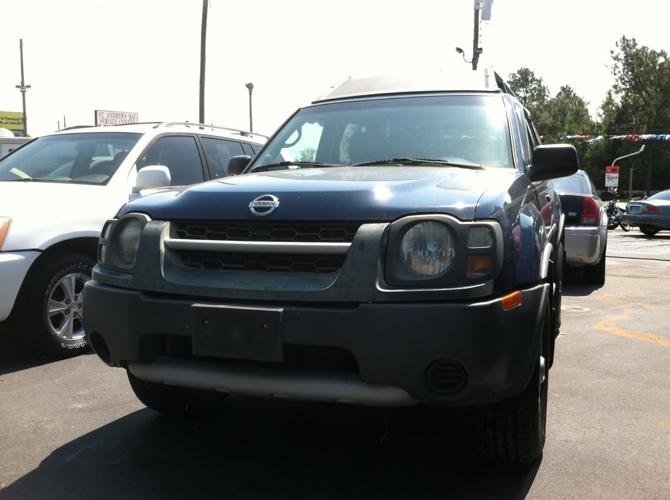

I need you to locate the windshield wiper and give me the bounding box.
[252,161,345,173]
[353,158,484,169]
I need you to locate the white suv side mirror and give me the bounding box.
[133,165,171,192]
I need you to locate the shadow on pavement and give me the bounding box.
[615,231,670,240]
[0,398,540,499]
[0,330,62,376]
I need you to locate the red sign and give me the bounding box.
[605,165,620,188]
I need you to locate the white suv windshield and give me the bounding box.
[251,95,513,170]
[0,132,141,185]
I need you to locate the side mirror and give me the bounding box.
[227,155,252,176]
[134,165,171,192]
[528,145,579,181]
[600,191,615,201]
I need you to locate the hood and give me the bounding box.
[0,181,121,251]
[121,166,520,222]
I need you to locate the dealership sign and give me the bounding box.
[0,111,25,131]
[605,165,620,188]
[94,110,138,126]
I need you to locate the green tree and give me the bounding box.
[600,36,670,192]
[542,85,594,142]
[297,147,317,162]
[507,67,549,115]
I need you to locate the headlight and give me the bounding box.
[399,222,455,278]
[0,217,11,250]
[108,214,150,271]
[384,215,502,289]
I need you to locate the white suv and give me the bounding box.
[0,122,266,358]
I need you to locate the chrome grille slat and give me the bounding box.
[165,239,350,255]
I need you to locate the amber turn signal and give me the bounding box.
[467,255,492,277]
[501,290,522,311]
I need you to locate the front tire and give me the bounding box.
[640,225,659,237]
[127,370,228,417]
[477,308,549,464]
[14,253,94,358]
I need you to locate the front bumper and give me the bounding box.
[621,214,670,229]
[564,225,606,266]
[0,251,39,322]
[84,280,548,407]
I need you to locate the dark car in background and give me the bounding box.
[624,189,670,236]
[83,70,578,463]
[549,170,608,285]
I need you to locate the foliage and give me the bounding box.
[507,37,670,192]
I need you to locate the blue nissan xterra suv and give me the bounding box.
[84,69,578,463]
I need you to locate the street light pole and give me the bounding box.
[199,0,208,124]
[245,83,254,133]
[611,144,645,200]
[15,39,31,137]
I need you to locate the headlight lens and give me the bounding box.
[0,217,11,250]
[400,222,455,277]
[110,216,147,270]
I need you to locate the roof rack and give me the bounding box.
[59,125,96,131]
[154,122,269,139]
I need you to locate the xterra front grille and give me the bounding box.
[178,251,345,273]
[172,221,361,243]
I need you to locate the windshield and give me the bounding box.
[250,95,513,171]
[550,172,591,195]
[649,190,670,201]
[0,132,141,185]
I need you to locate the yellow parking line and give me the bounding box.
[594,307,670,347]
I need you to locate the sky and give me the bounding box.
[1,0,668,138]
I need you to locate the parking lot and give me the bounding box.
[0,229,668,500]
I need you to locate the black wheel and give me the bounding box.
[477,308,549,464]
[583,245,606,286]
[640,225,659,237]
[619,218,631,232]
[607,218,619,230]
[127,370,228,417]
[13,253,94,358]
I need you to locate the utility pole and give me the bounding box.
[199,0,208,124]
[245,83,254,132]
[472,1,482,70]
[15,39,31,137]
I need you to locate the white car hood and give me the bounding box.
[0,181,126,251]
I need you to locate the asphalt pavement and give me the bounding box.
[0,228,668,499]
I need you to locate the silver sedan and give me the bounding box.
[623,189,670,237]
[550,171,608,285]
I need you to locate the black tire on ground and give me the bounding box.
[640,225,659,237]
[127,370,228,417]
[477,309,549,464]
[583,246,606,286]
[13,253,94,359]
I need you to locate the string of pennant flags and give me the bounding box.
[560,134,670,144]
